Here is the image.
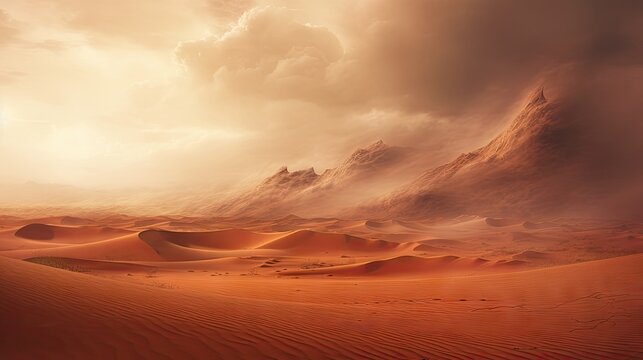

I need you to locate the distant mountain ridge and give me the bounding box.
[208,140,417,217]
[189,85,642,220]
[356,87,627,219]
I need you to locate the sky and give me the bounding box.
[0,0,641,198]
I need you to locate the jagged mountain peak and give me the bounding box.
[345,140,389,161]
[360,85,587,219]
[260,166,320,190]
[481,86,559,161]
[341,140,409,170]
[527,86,547,107]
[208,139,417,218]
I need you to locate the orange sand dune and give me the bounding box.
[25,256,156,272]
[14,223,132,243]
[1,253,642,359]
[418,238,467,247]
[1,213,641,358]
[258,229,406,255]
[413,243,457,253]
[5,215,105,227]
[513,250,554,261]
[282,255,497,277]
[365,219,421,233]
[59,216,98,226]
[372,231,457,243]
[135,256,267,272]
[2,233,162,261]
[324,219,368,230]
[0,228,67,251]
[139,228,282,250]
[138,230,281,261]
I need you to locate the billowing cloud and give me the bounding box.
[176,0,643,118]
[332,0,643,115]
[177,6,344,102]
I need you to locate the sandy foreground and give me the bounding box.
[1,215,642,359]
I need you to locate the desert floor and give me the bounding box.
[1,214,642,359]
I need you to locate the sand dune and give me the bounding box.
[418,238,467,247]
[138,230,279,261]
[135,256,266,272]
[413,243,451,253]
[362,220,439,235]
[1,213,641,358]
[0,228,71,251]
[493,259,528,268]
[258,230,404,255]
[282,255,496,277]
[513,250,553,261]
[3,233,162,261]
[2,251,642,359]
[59,216,97,226]
[139,228,280,250]
[14,223,57,240]
[14,223,132,243]
[25,256,156,272]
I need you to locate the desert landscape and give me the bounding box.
[1,214,642,359]
[1,0,642,359]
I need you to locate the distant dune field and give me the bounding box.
[1,214,642,359]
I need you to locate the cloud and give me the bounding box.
[339,0,643,116]
[177,0,643,118]
[176,6,343,102]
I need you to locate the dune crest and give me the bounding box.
[282,255,492,277]
[258,230,403,255]
[14,223,55,240]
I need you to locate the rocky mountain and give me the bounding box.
[357,87,629,220]
[209,140,417,217]
[205,86,642,220]
[321,140,409,182]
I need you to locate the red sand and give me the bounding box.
[1,215,642,359]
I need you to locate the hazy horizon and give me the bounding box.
[2,0,641,197]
